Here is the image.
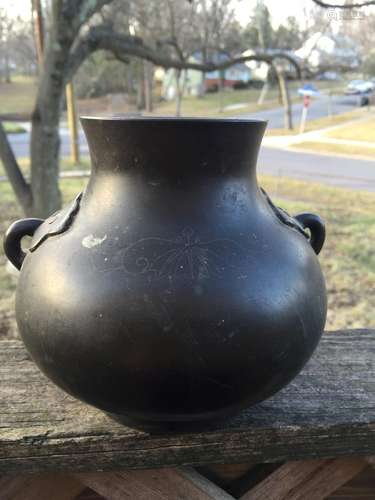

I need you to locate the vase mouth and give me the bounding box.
[80,115,266,179]
[80,115,267,127]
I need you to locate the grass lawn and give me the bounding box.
[148,81,345,118]
[0,75,36,116]
[0,177,87,338]
[291,141,375,159]
[261,175,375,330]
[0,157,90,178]
[0,75,349,130]
[152,87,289,117]
[3,122,27,134]
[325,116,375,142]
[0,174,374,337]
[265,108,368,136]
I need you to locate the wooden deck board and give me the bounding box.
[0,329,375,474]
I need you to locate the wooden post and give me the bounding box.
[327,90,333,118]
[299,95,310,134]
[299,105,308,134]
[31,0,44,70]
[277,68,293,130]
[66,82,80,164]
[257,81,269,105]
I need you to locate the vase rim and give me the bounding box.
[80,115,267,126]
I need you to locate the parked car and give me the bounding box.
[345,79,374,95]
[316,71,341,81]
[359,94,374,106]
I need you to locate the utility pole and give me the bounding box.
[31,0,80,164]
[66,82,80,163]
[31,0,44,69]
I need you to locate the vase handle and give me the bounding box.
[3,218,44,270]
[261,188,325,255]
[294,213,326,255]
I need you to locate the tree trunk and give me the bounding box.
[277,70,293,130]
[144,61,153,113]
[127,63,134,95]
[0,122,32,214]
[136,62,145,110]
[174,69,184,117]
[257,82,268,105]
[218,71,225,113]
[4,50,11,83]
[66,81,80,164]
[199,71,206,98]
[30,48,64,218]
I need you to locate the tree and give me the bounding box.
[243,0,274,50]
[0,0,299,218]
[117,0,242,114]
[362,51,375,76]
[254,0,273,50]
[75,52,131,99]
[311,0,375,6]
[339,8,375,59]
[9,17,37,76]
[0,8,14,83]
[274,17,303,50]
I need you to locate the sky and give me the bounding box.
[0,0,320,28]
[0,0,31,20]
[234,0,314,27]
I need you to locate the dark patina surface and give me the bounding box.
[3,117,326,430]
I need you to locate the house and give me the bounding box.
[295,32,360,70]
[160,53,251,100]
[204,63,251,91]
[242,49,298,81]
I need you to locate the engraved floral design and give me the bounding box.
[89,227,250,281]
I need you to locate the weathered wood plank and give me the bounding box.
[197,463,255,488]
[78,467,235,500]
[1,330,375,474]
[240,458,366,500]
[239,460,326,499]
[327,465,375,499]
[0,474,84,500]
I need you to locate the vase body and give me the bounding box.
[5,118,327,430]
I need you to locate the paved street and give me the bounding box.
[258,147,375,192]
[7,128,89,159]
[240,94,361,129]
[6,109,375,192]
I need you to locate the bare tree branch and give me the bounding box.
[77,0,114,22]
[63,0,114,34]
[0,122,32,213]
[311,0,375,8]
[66,26,301,83]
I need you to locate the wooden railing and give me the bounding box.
[1,329,375,499]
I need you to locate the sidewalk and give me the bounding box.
[263,116,375,157]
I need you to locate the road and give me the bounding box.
[8,93,360,156]
[240,94,361,129]
[8,128,89,159]
[258,147,375,192]
[6,101,375,192]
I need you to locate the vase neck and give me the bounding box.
[81,117,266,181]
